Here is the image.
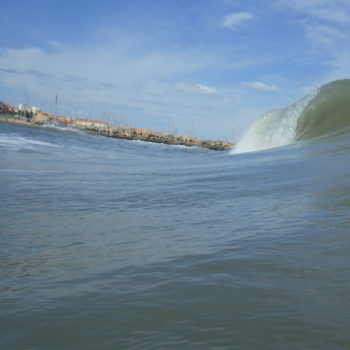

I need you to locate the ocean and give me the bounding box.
[1,80,350,349]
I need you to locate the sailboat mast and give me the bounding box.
[54,95,58,116]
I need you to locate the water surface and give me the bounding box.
[1,120,350,349]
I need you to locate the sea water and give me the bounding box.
[1,99,350,349]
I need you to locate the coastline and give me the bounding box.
[0,114,234,151]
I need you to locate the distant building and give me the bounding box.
[18,104,26,111]
[30,106,41,114]
[74,119,109,129]
[4,103,15,112]
[18,103,33,119]
[0,103,16,114]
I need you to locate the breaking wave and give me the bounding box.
[0,134,60,150]
[41,123,84,134]
[234,79,350,153]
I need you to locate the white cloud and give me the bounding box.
[175,82,218,95]
[325,53,350,81]
[305,24,347,46]
[310,8,349,24]
[277,0,350,24]
[220,12,255,29]
[242,81,280,91]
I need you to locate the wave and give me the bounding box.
[41,123,84,134]
[234,79,350,153]
[0,134,60,149]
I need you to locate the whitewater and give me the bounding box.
[1,79,350,350]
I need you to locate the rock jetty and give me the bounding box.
[0,111,234,151]
[76,125,233,151]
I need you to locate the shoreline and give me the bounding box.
[0,114,234,151]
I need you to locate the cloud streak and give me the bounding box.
[175,82,218,95]
[305,24,347,46]
[277,0,350,24]
[220,12,255,29]
[242,81,280,91]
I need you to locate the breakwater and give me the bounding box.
[0,113,234,151]
[79,125,233,151]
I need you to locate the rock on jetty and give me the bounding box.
[0,112,234,151]
[76,125,233,151]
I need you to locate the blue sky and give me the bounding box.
[1,0,350,139]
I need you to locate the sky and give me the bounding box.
[1,0,350,139]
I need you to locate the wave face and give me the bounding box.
[296,79,350,140]
[235,79,350,153]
